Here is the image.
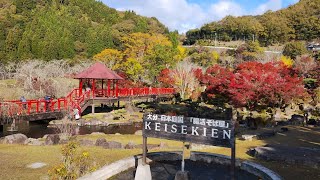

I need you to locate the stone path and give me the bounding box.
[249,145,320,168]
[26,162,47,169]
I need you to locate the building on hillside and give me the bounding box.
[307,43,320,51]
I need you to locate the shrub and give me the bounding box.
[48,142,97,180]
[235,41,263,61]
[281,56,294,67]
[283,41,308,59]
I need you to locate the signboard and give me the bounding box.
[143,113,234,148]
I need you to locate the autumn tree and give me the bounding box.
[0,0,168,61]
[283,41,308,59]
[93,49,123,69]
[202,62,306,110]
[188,47,219,67]
[234,41,263,61]
[119,32,178,82]
[158,60,200,100]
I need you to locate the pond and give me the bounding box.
[113,160,259,180]
[0,113,274,138]
[0,121,142,138]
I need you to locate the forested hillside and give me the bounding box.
[0,0,168,62]
[184,0,320,46]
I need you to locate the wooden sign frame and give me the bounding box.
[141,109,236,179]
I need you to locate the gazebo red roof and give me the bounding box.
[74,62,124,80]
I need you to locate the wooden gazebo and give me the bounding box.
[74,62,124,98]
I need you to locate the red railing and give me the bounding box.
[0,87,175,117]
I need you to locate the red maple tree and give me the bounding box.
[202,62,306,110]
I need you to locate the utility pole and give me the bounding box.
[253,34,255,42]
[215,32,217,47]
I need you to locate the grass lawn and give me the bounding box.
[0,125,319,179]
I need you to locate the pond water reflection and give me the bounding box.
[0,121,142,138]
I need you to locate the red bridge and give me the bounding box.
[0,62,174,123]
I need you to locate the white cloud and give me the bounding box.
[208,1,244,20]
[253,0,283,15]
[105,0,208,33]
[103,0,296,33]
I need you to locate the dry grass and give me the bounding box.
[0,79,24,100]
[0,144,142,180]
[0,78,78,100]
[0,126,319,179]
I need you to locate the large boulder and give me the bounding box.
[103,113,114,120]
[257,131,276,139]
[2,133,28,144]
[307,119,317,126]
[240,134,257,141]
[25,138,44,146]
[134,130,142,135]
[58,133,71,141]
[289,114,304,125]
[102,141,123,149]
[90,132,105,135]
[124,142,135,149]
[45,134,60,145]
[79,139,95,146]
[95,138,107,146]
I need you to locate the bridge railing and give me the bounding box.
[96,87,175,97]
[0,98,68,116]
[0,87,175,117]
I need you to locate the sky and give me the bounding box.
[102,0,299,33]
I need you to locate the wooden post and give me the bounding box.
[115,80,118,97]
[182,142,185,172]
[231,108,236,180]
[58,99,61,110]
[108,80,111,97]
[112,80,115,97]
[92,100,95,114]
[231,138,236,180]
[101,79,104,96]
[92,79,95,98]
[36,101,39,113]
[142,136,147,165]
[79,79,83,96]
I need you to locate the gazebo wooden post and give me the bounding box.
[92,79,95,114]
[79,79,83,96]
[116,80,120,107]
[92,79,95,98]
[108,80,111,97]
[112,80,115,97]
[101,79,104,96]
[115,80,118,97]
